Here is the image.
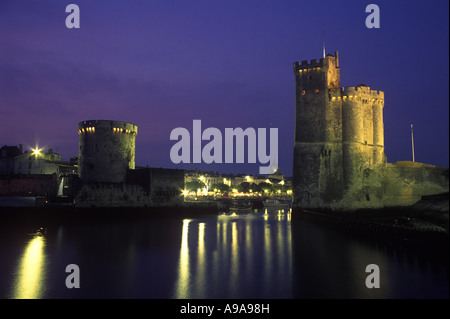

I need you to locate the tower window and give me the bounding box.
[302,90,306,96]
[315,89,319,94]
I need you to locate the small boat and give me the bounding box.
[263,198,291,209]
[39,227,47,235]
[30,227,47,237]
[229,199,253,213]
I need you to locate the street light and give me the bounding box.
[31,147,42,157]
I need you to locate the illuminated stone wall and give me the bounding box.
[293,53,345,208]
[383,162,449,207]
[75,120,190,208]
[77,120,137,183]
[292,52,448,210]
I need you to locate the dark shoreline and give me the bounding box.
[291,192,449,246]
[292,207,449,254]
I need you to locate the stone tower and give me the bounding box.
[77,120,137,183]
[293,52,386,210]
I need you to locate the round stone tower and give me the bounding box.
[77,120,137,183]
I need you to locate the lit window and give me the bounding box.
[315,89,319,94]
[302,90,306,96]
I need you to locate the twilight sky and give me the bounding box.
[0,0,448,176]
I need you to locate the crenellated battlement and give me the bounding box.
[328,86,384,103]
[293,59,324,73]
[78,120,138,136]
[341,86,384,99]
[293,52,339,74]
[301,58,323,67]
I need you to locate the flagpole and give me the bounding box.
[322,27,325,58]
[411,124,415,162]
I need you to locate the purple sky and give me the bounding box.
[0,0,448,176]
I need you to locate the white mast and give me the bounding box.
[411,124,415,162]
[322,27,326,58]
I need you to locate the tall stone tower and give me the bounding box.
[293,52,386,210]
[77,120,137,183]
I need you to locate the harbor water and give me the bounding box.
[0,207,448,299]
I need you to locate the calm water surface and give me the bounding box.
[0,208,448,298]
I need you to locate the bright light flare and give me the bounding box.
[31,147,42,157]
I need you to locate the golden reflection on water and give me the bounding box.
[230,221,239,296]
[173,209,293,298]
[174,219,190,298]
[195,223,206,298]
[12,235,47,299]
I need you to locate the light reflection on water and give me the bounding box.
[1,208,447,298]
[12,235,47,299]
[173,209,293,298]
[174,219,191,299]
